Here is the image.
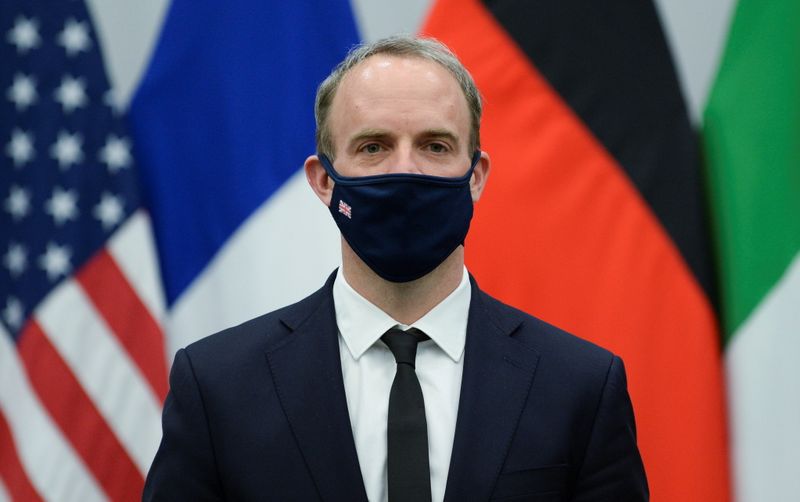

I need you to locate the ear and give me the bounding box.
[469,151,491,202]
[304,155,334,207]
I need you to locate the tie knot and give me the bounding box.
[381,327,429,367]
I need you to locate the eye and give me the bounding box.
[426,142,449,154]
[360,143,382,154]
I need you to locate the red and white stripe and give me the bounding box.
[0,324,105,501]
[0,211,167,501]
[0,477,11,502]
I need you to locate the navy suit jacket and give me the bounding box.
[143,272,648,501]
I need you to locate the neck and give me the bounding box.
[340,239,465,325]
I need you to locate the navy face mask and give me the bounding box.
[319,152,481,283]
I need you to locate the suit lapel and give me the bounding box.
[443,282,541,501]
[265,277,368,502]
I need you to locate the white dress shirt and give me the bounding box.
[333,267,471,502]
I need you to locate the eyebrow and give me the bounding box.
[419,128,459,145]
[348,128,392,148]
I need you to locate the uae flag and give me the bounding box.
[704,0,800,499]
[423,0,731,500]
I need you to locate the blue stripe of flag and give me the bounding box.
[129,0,360,304]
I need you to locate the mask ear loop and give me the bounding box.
[317,154,345,182]
[470,150,481,169]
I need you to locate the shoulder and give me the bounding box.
[473,282,618,379]
[180,271,337,372]
[474,290,648,497]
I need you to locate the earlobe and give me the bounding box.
[304,155,334,207]
[470,151,491,202]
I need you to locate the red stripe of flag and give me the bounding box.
[0,410,43,502]
[422,0,730,500]
[17,320,144,501]
[76,249,168,402]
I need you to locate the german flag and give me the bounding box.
[422,0,731,499]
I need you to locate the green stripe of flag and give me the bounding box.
[703,0,800,341]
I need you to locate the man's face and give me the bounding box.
[327,55,473,178]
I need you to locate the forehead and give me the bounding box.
[329,54,470,138]
[337,54,464,104]
[340,54,467,111]
[342,53,457,88]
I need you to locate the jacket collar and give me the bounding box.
[266,271,369,501]
[443,276,540,501]
[267,271,539,501]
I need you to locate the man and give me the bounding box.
[144,36,648,501]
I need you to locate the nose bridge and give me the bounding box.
[389,139,422,174]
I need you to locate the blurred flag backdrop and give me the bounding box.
[704,0,800,499]
[423,0,728,500]
[1,0,797,500]
[1,0,357,500]
[1,1,167,500]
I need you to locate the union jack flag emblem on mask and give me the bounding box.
[338,199,352,219]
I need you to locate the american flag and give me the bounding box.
[1,1,167,500]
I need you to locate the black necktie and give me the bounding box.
[381,327,432,502]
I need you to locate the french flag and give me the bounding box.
[130,0,359,356]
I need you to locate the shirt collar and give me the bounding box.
[333,267,471,363]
